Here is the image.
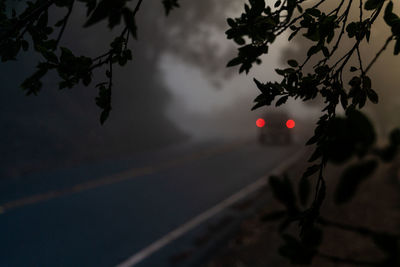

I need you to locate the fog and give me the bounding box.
[0,0,328,178]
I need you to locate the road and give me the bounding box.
[0,140,301,267]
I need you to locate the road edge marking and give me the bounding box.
[115,148,306,267]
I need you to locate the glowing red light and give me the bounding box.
[256,118,265,128]
[286,119,295,129]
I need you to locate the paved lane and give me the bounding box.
[0,140,300,266]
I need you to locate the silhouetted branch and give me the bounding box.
[55,0,75,48]
[365,35,394,74]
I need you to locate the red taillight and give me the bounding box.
[256,118,265,128]
[286,119,295,128]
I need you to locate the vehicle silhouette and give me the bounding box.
[257,112,294,145]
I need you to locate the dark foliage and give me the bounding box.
[226,0,400,264]
[0,0,178,123]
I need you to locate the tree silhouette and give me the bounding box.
[1,0,179,123]
[225,0,400,264]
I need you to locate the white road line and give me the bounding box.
[116,148,306,267]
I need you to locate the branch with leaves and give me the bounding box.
[226,0,400,263]
[0,0,180,123]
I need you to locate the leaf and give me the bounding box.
[306,134,320,145]
[367,89,379,104]
[296,4,303,13]
[55,19,64,27]
[322,47,329,57]
[357,90,367,108]
[346,22,358,38]
[307,45,320,57]
[340,91,348,110]
[253,78,264,91]
[306,8,321,17]
[233,37,245,45]
[100,109,110,124]
[365,0,385,11]
[276,95,289,106]
[95,84,112,124]
[123,8,137,39]
[37,10,48,28]
[85,0,97,16]
[302,164,320,179]
[327,29,335,43]
[162,0,180,15]
[275,68,285,76]
[334,160,378,204]
[251,101,266,110]
[269,175,296,210]
[394,39,400,55]
[84,0,111,27]
[252,0,266,13]
[315,178,326,207]
[107,9,121,28]
[274,0,281,8]
[226,18,235,27]
[362,76,372,89]
[308,148,322,162]
[21,64,49,95]
[288,29,299,41]
[288,59,298,67]
[389,128,400,146]
[226,57,241,67]
[384,1,397,26]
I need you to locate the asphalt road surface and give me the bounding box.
[0,140,301,267]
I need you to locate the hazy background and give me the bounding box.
[1,0,399,178]
[0,0,281,177]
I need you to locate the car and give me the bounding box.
[256,112,294,145]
